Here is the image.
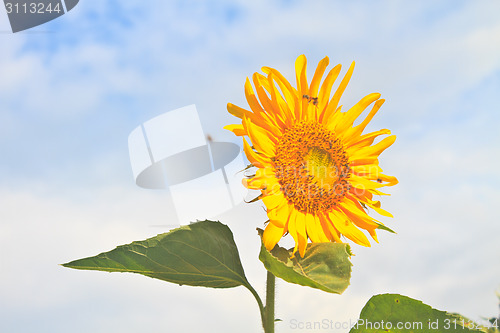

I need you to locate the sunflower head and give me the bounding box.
[225,55,398,257]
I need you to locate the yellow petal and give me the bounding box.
[350,157,379,167]
[252,74,278,120]
[309,56,329,98]
[287,209,300,255]
[242,167,277,190]
[339,198,379,229]
[229,102,280,138]
[261,67,298,115]
[329,209,371,247]
[243,116,277,157]
[295,54,309,120]
[295,210,308,257]
[322,61,355,121]
[370,204,393,218]
[263,222,285,251]
[223,124,246,136]
[305,213,321,243]
[351,164,383,177]
[244,78,265,113]
[344,99,385,140]
[349,135,396,160]
[345,129,391,150]
[267,200,290,228]
[262,191,284,209]
[332,92,381,134]
[315,215,330,242]
[245,75,284,138]
[267,73,293,126]
[227,103,250,119]
[243,137,273,168]
[305,213,329,243]
[254,73,289,128]
[295,54,308,97]
[318,64,342,120]
[318,213,342,243]
[349,190,393,218]
[349,174,388,191]
[263,193,290,228]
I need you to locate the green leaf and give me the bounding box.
[258,230,352,294]
[349,294,486,333]
[63,220,250,289]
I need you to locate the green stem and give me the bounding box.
[245,284,266,331]
[264,271,276,333]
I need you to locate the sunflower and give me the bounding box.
[225,55,398,257]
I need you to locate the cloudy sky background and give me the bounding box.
[1,1,499,332]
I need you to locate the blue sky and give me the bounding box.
[1,1,499,332]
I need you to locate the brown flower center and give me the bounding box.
[274,121,350,214]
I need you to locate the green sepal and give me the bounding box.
[375,222,396,233]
